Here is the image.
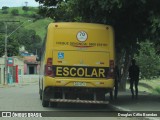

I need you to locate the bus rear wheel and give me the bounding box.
[42,92,49,107]
[39,89,42,100]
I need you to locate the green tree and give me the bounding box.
[0,22,42,57]
[13,28,42,56]
[22,6,29,13]
[0,22,5,33]
[35,0,160,52]
[35,0,160,89]
[0,35,5,57]
[135,40,160,79]
[7,37,19,57]
[0,23,20,57]
[22,30,42,55]
[2,6,9,14]
[11,9,19,16]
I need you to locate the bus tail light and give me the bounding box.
[45,58,54,77]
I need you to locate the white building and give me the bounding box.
[0,56,24,84]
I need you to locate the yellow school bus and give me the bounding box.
[39,22,115,107]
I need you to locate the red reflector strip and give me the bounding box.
[47,58,52,66]
[45,58,54,77]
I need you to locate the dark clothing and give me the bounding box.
[129,65,139,80]
[129,64,140,99]
[130,78,139,98]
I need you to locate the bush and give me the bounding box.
[22,6,29,12]
[154,87,160,94]
[2,6,9,10]
[135,40,160,79]
[2,10,8,14]
[30,14,43,19]
[2,6,9,14]
[11,9,19,16]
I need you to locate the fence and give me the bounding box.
[18,75,39,84]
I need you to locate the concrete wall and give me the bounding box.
[18,75,39,84]
[13,57,24,75]
[0,57,24,84]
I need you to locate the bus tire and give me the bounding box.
[42,92,49,107]
[40,89,42,100]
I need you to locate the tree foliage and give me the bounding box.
[22,6,29,13]
[35,0,160,53]
[0,22,42,57]
[35,0,160,87]
[2,6,9,14]
[135,40,160,79]
[11,9,19,16]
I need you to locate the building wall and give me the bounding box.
[25,64,38,75]
[0,57,24,84]
[13,57,24,75]
[24,64,27,74]
[23,56,38,75]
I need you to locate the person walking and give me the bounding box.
[129,59,140,99]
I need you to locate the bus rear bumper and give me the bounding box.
[44,76,115,89]
[50,98,109,104]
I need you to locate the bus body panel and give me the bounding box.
[39,22,115,106]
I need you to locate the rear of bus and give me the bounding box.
[40,22,115,107]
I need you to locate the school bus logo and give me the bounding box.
[53,66,109,78]
[77,31,88,42]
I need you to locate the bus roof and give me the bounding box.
[48,22,112,30]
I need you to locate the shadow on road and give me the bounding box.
[110,90,160,111]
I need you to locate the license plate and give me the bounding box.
[74,82,86,86]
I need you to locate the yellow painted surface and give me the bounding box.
[44,76,114,88]
[40,22,115,90]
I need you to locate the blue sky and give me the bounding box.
[0,0,39,8]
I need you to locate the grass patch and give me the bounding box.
[126,78,160,95]
[25,18,53,39]
[0,7,53,40]
[138,78,160,94]
[152,87,160,94]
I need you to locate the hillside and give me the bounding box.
[0,7,53,40]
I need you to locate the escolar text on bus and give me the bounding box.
[53,66,109,78]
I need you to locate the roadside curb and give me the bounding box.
[0,84,16,88]
[0,82,38,88]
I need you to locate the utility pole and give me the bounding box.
[4,22,8,85]
[4,21,20,85]
[3,20,31,85]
